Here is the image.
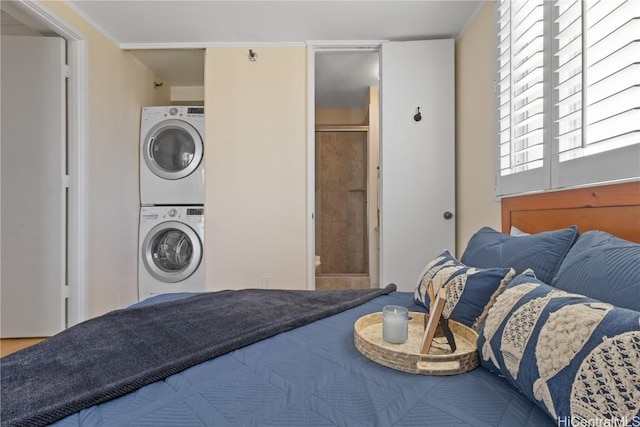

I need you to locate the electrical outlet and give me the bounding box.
[262,275,272,289]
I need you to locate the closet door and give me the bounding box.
[1,36,67,337]
[380,39,455,292]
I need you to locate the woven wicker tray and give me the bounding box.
[354,312,479,375]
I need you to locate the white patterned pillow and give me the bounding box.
[414,250,515,330]
[478,270,640,423]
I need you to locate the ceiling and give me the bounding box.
[66,1,483,46]
[315,51,379,109]
[5,1,484,108]
[128,49,206,87]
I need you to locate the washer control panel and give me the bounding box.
[140,206,204,223]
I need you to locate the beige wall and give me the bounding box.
[366,87,380,287]
[316,109,367,125]
[204,47,307,290]
[455,1,501,256]
[43,2,169,317]
[40,0,499,313]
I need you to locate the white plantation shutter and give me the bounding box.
[554,0,583,160]
[497,0,640,196]
[552,0,640,187]
[496,0,512,176]
[584,0,640,153]
[511,0,545,171]
[495,0,550,196]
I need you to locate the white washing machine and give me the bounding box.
[140,106,205,206]
[138,206,204,300]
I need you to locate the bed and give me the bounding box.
[2,182,639,427]
[501,181,640,243]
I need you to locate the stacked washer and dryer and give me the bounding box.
[138,106,205,300]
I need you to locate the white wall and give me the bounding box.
[43,1,169,317]
[204,47,307,290]
[455,1,501,256]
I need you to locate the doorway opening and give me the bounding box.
[309,47,380,291]
[315,126,369,290]
[0,2,89,335]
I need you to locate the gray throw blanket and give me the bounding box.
[1,285,395,427]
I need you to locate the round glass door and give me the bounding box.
[143,119,203,180]
[142,222,202,283]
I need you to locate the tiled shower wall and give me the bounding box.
[315,131,368,274]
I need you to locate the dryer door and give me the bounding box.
[142,221,202,283]
[143,119,203,180]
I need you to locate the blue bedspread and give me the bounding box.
[3,286,393,426]
[53,292,553,426]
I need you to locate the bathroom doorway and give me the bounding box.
[315,127,369,289]
[312,49,380,290]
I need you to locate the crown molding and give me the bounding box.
[63,0,120,47]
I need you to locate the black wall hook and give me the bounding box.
[414,107,422,122]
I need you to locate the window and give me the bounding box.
[495,0,640,197]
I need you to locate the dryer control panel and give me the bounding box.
[166,106,204,118]
[187,208,204,216]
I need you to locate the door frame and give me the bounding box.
[305,41,383,290]
[8,1,89,326]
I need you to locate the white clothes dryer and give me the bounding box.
[140,106,205,206]
[138,206,204,300]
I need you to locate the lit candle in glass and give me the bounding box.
[382,305,408,344]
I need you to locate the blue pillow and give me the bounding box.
[551,230,640,312]
[414,250,515,330]
[478,270,640,422]
[461,226,579,284]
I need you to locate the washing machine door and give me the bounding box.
[142,221,202,283]
[143,119,203,180]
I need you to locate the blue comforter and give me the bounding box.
[53,292,553,426]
